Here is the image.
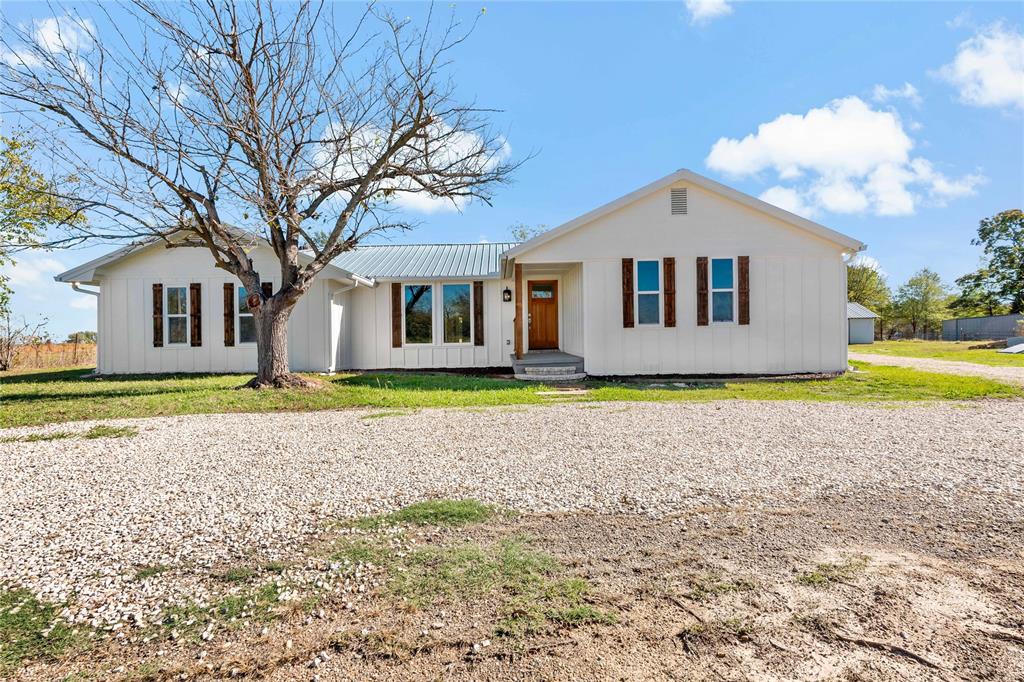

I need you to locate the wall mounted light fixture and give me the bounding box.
[502,287,513,302]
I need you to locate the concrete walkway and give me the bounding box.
[849,351,1024,386]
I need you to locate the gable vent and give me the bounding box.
[671,188,688,215]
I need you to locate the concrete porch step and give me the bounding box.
[515,371,588,382]
[523,365,580,375]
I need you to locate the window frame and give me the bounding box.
[709,257,737,325]
[164,284,190,346]
[235,283,264,346]
[634,258,663,327]
[401,282,436,347]
[440,282,474,346]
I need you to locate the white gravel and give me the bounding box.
[849,351,1024,385]
[1,400,1022,631]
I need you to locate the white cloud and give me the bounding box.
[871,82,922,107]
[758,186,817,219]
[70,295,97,310]
[848,254,885,276]
[31,15,94,54]
[937,24,1024,110]
[1,256,65,291]
[685,0,732,25]
[706,96,984,217]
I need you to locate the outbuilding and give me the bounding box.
[847,302,879,344]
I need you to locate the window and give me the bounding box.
[711,258,735,323]
[165,286,189,345]
[404,284,433,344]
[237,286,257,344]
[636,259,661,325]
[442,283,471,344]
[531,284,554,299]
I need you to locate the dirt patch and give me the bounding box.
[15,488,1023,681]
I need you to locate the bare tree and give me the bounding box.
[0,1,518,386]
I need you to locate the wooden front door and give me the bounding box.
[528,280,559,350]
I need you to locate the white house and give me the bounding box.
[56,169,866,377]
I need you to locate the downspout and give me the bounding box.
[71,283,100,373]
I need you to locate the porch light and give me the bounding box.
[502,287,512,302]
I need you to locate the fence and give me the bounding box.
[941,314,1024,341]
[9,342,97,370]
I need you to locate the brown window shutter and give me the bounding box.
[663,257,676,328]
[696,257,709,326]
[473,280,484,346]
[621,258,634,328]
[391,282,402,348]
[152,283,164,347]
[738,256,750,325]
[189,283,202,346]
[223,283,235,347]
[261,281,273,299]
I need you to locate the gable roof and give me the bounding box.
[55,231,362,285]
[503,169,866,259]
[330,242,518,280]
[847,302,879,319]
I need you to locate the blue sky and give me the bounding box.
[3,1,1023,339]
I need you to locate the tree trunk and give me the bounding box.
[246,297,317,389]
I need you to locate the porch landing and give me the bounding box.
[512,351,586,382]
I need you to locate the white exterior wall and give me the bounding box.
[848,318,875,344]
[344,278,516,369]
[516,182,850,375]
[92,244,343,374]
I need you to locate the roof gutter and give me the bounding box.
[71,282,100,296]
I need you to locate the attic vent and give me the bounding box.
[671,188,688,215]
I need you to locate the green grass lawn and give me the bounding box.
[1,361,1020,428]
[852,340,1024,367]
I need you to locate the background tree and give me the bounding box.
[0,2,518,387]
[65,330,97,344]
[508,222,548,242]
[964,210,1023,314]
[846,260,891,313]
[891,268,949,338]
[949,267,1009,318]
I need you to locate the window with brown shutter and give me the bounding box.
[738,256,750,325]
[663,257,676,327]
[189,283,202,347]
[152,283,164,347]
[696,257,709,326]
[621,258,634,328]
[391,282,402,348]
[473,280,484,346]
[223,283,235,347]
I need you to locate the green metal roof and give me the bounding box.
[331,242,518,280]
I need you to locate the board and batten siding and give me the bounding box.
[515,181,850,375]
[343,279,515,370]
[91,244,339,374]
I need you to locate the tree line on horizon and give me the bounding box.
[847,209,1024,340]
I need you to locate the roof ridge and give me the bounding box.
[348,241,519,248]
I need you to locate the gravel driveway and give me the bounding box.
[2,400,1022,631]
[849,351,1024,385]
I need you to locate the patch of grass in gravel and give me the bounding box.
[3,362,1020,428]
[686,574,756,601]
[797,557,868,587]
[81,425,137,439]
[215,566,257,583]
[0,588,82,672]
[352,499,498,530]
[157,582,282,641]
[134,564,169,581]
[0,425,137,443]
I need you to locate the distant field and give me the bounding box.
[7,342,96,370]
[854,340,1024,367]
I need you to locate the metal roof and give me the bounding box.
[847,302,879,319]
[330,242,518,280]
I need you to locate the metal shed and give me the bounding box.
[847,302,878,344]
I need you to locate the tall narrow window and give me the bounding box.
[442,283,471,344]
[404,284,433,344]
[711,258,735,323]
[165,286,189,345]
[636,259,661,325]
[237,286,257,344]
